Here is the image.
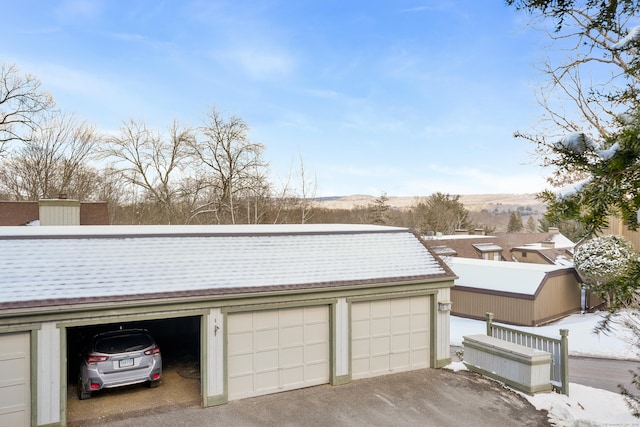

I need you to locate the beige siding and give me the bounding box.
[602,216,640,251]
[511,251,550,265]
[38,199,81,226]
[451,289,534,326]
[533,274,581,324]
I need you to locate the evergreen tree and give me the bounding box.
[507,212,524,233]
[413,192,471,235]
[368,192,390,225]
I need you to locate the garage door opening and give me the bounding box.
[66,316,201,424]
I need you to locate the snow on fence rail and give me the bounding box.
[485,312,570,396]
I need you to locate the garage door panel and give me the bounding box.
[228,312,254,332]
[305,343,328,363]
[280,326,303,347]
[228,331,254,355]
[410,332,429,348]
[391,333,410,351]
[391,352,410,368]
[255,349,279,371]
[352,297,431,380]
[281,346,304,366]
[352,358,369,374]
[281,366,304,387]
[228,306,329,400]
[228,353,253,375]
[412,313,429,329]
[306,322,328,341]
[391,298,411,314]
[371,355,390,373]
[412,349,429,364]
[280,308,303,326]
[0,333,29,427]
[391,316,411,333]
[255,371,279,392]
[371,301,390,317]
[352,320,369,339]
[371,318,390,335]
[371,336,390,354]
[351,303,370,320]
[305,306,329,323]
[352,339,369,358]
[255,329,279,350]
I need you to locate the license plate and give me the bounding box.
[119,358,134,368]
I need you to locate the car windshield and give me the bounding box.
[95,332,153,354]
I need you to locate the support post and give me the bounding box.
[560,328,569,396]
[486,312,494,337]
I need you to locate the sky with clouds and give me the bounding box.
[2,0,554,197]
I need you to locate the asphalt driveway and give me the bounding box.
[78,369,550,427]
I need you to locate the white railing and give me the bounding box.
[486,312,569,396]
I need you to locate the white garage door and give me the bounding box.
[227,305,329,400]
[0,332,30,427]
[352,296,431,379]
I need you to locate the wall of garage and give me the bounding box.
[203,285,453,406]
[0,280,453,426]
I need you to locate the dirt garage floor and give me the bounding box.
[67,362,201,426]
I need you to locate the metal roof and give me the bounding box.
[0,224,454,309]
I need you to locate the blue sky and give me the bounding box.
[2,0,550,197]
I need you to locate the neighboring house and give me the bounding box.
[447,257,582,326]
[509,231,575,266]
[0,224,456,427]
[425,228,575,265]
[0,198,109,226]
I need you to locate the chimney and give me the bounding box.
[454,229,468,235]
[473,228,485,236]
[39,197,80,225]
[548,227,560,234]
[541,240,556,248]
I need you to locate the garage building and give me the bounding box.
[0,224,455,427]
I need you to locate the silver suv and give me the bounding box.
[77,328,162,399]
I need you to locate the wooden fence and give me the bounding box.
[486,312,569,396]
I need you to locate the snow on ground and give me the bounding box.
[450,311,639,360]
[525,383,638,426]
[448,312,640,426]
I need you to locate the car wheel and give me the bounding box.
[148,379,161,388]
[77,375,91,400]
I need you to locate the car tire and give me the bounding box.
[148,379,161,388]
[77,375,91,400]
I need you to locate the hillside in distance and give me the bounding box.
[314,194,546,214]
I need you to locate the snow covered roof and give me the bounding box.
[0,224,454,310]
[513,232,575,250]
[472,243,503,253]
[447,257,575,296]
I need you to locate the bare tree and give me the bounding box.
[296,151,317,224]
[508,2,640,186]
[189,107,267,224]
[102,119,193,223]
[0,64,55,155]
[269,151,317,224]
[0,114,97,200]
